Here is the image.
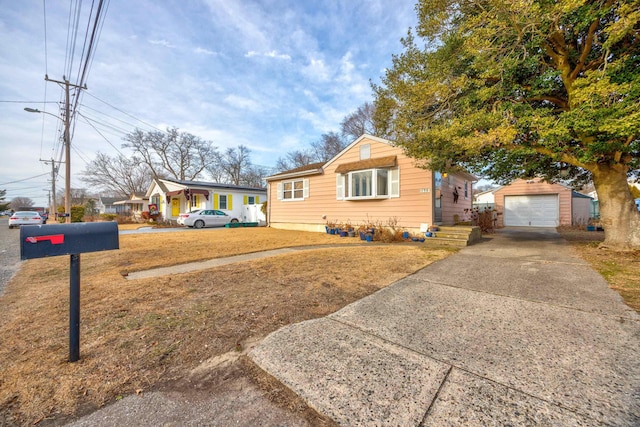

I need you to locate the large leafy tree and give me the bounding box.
[374,0,640,249]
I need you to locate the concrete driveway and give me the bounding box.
[251,227,640,426]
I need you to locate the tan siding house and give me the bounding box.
[266,135,476,232]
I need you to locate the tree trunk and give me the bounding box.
[591,165,640,250]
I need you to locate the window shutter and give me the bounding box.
[390,168,400,198]
[213,193,219,210]
[336,174,344,200]
[243,195,248,205]
[256,196,260,204]
[228,194,233,210]
[303,179,309,199]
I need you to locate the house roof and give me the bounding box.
[159,177,266,193]
[265,162,325,181]
[98,197,120,205]
[334,155,397,174]
[572,191,593,199]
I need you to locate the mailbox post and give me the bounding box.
[20,222,119,362]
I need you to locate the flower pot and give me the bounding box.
[365,234,373,242]
[425,232,432,237]
[359,231,366,240]
[402,231,410,239]
[329,228,336,235]
[339,230,348,237]
[348,231,356,237]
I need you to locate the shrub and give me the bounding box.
[99,213,117,221]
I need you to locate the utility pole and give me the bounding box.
[44,75,86,224]
[40,158,58,219]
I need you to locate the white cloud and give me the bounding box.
[265,50,291,60]
[148,39,175,48]
[194,47,216,56]
[302,57,330,82]
[245,50,291,60]
[223,94,261,112]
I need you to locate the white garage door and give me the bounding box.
[504,195,559,227]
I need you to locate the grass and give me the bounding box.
[557,227,640,313]
[0,227,454,425]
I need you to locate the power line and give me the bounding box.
[0,100,58,103]
[0,173,50,186]
[83,91,164,132]
[77,111,125,155]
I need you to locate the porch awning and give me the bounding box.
[165,188,210,200]
[113,199,145,205]
[334,155,397,174]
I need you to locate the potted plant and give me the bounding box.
[357,224,368,240]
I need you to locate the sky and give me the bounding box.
[0,0,419,208]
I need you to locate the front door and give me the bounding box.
[171,198,180,217]
[434,172,443,223]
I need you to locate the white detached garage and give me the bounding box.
[504,194,560,227]
[494,178,592,228]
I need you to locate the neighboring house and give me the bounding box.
[265,134,476,233]
[145,177,266,222]
[492,178,593,227]
[473,187,502,211]
[113,193,149,219]
[95,196,120,214]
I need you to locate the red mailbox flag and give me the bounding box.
[25,234,65,245]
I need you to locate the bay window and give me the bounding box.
[337,168,399,200]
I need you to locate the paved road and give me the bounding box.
[0,218,22,296]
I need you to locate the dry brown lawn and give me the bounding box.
[0,227,454,425]
[558,227,640,313]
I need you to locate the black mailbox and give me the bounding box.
[20,222,119,260]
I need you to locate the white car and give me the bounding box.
[177,209,239,228]
[8,211,45,228]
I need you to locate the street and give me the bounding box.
[0,217,22,295]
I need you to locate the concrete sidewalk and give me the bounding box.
[250,228,640,426]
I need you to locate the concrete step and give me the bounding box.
[425,225,482,246]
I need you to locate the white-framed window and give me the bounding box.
[337,168,399,200]
[219,194,227,210]
[464,181,469,199]
[277,179,309,201]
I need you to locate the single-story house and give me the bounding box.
[145,177,266,222]
[490,178,593,227]
[95,196,120,214]
[265,134,476,233]
[473,188,498,211]
[113,193,149,219]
